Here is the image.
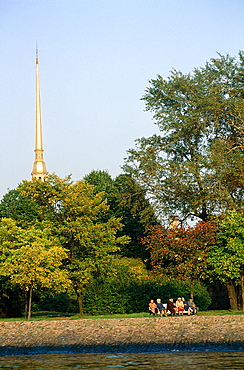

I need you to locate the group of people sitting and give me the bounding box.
[149,297,199,316]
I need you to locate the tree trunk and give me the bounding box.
[24,291,28,319]
[77,291,84,315]
[74,283,84,315]
[241,274,244,311]
[25,286,33,320]
[226,283,238,310]
[27,285,33,320]
[236,284,242,310]
[190,279,194,299]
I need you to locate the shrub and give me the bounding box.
[83,278,211,314]
[33,292,78,313]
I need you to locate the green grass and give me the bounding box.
[0,309,243,321]
[0,311,151,321]
[198,309,244,316]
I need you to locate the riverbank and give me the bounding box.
[1,315,244,355]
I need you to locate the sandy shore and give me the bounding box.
[1,315,244,355]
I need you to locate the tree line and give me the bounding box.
[0,51,244,317]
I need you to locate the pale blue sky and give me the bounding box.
[1,0,244,198]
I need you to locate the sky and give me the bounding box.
[1,0,244,199]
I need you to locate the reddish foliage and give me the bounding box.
[142,221,218,280]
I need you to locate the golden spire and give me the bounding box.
[31,46,48,181]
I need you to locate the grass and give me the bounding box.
[0,309,244,321]
[0,311,150,321]
[199,309,244,316]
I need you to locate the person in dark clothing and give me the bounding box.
[188,298,199,315]
[167,298,176,316]
[156,298,167,317]
[182,297,191,315]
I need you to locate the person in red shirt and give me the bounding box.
[175,297,185,315]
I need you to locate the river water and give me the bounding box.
[1,351,244,369]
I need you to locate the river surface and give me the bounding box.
[1,352,244,369]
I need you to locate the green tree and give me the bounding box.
[84,170,158,261]
[0,218,71,319]
[124,52,244,222]
[0,189,42,226]
[114,174,158,261]
[208,211,244,310]
[18,174,129,314]
[83,170,119,220]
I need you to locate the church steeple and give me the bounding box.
[31,46,48,181]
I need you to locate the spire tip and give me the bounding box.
[36,42,38,63]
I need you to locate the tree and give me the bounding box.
[123,52,244,222]
[0,218,71,319]
[84,170,158,261]
[142,221,217,298]
[83,170,119,221]
[83,170,117,203]
[18,174,129,314]
[0,189,42,226]
[114,174,158,261]
[207,211,244,310]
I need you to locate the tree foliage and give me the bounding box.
[0,189,42,226]
[207,211,244,310]
[0,218,71,319]
[208,211,244,283]
[142,221,217,295]
[124,52,244,222]
[84,170,158,261]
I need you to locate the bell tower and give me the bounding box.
[31,46,48,181]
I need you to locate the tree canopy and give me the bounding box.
[124,52,244,222]
[142,221,217,297]
[208,211,244,283]
[0,218,71,319]
[207,211,244,309]
[84,170,158,261]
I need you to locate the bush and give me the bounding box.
[0,278,24,317]
[83,282,130,315]
[82,278,211,314]
[33,292,78,313]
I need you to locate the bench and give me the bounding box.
[162,303,191,315]
[149,303,193,316]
